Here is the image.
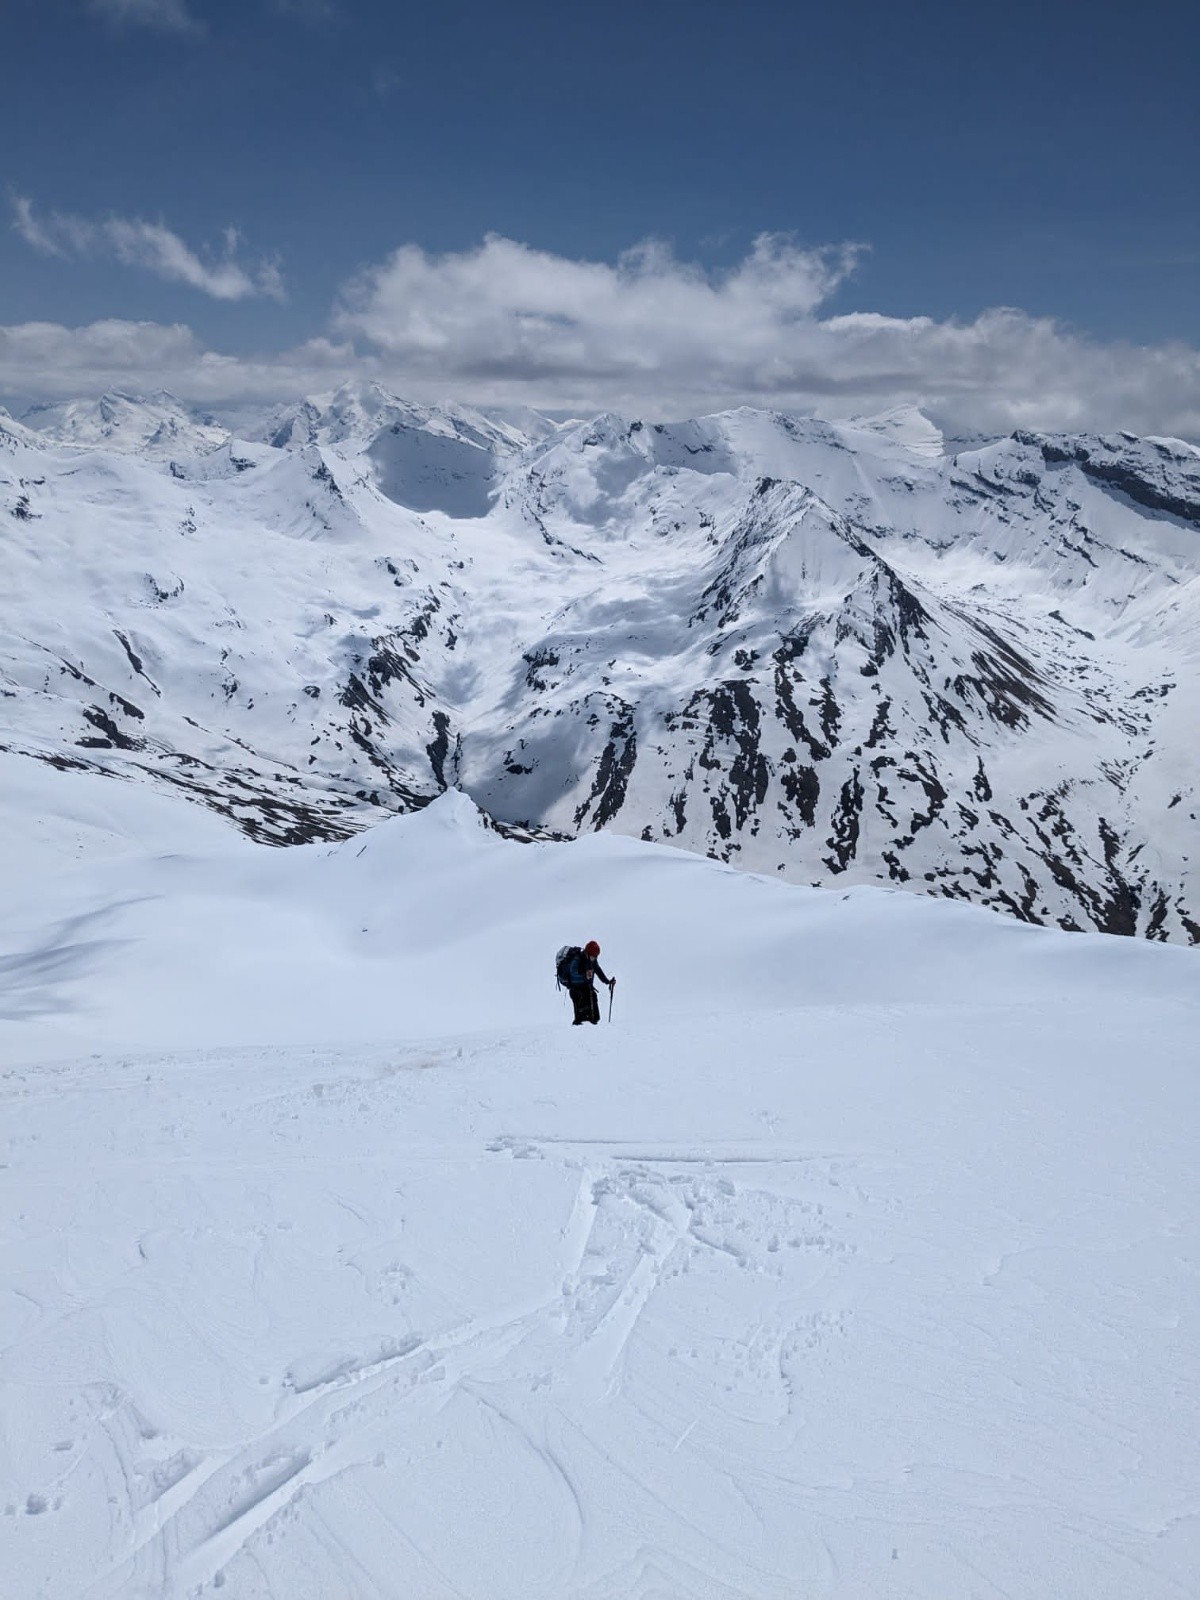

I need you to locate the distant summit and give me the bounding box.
[21,389,229,459]
[234,380,534,454]
[836,403,945,458]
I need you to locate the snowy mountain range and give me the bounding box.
[4,382,1199,942]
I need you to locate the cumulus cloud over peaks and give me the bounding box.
[329,234,1200,438]
[2,232,1200,439]
[11,197,284,302]
[337,234,862,370]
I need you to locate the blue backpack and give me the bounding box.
[555,945,581,989]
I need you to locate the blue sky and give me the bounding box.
[3,0,1199,433]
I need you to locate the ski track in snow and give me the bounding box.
[1,784,1198,1598]
[4,1010,1199,1600]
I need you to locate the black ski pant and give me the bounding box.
[569,983,600,1025]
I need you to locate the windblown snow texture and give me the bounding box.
[4,387,1199,940]
[1,773,1198,1599]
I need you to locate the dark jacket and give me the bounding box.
[566,949,609,989]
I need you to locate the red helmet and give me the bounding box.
[584,940,600,957]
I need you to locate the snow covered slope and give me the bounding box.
[5,387,1200,941]
[1,766,1198,1599]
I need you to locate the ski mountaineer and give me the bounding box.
[565,940,614,1026]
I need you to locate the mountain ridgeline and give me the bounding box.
[3,385,1198,942]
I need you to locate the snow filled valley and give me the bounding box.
[2,753,1198,1599]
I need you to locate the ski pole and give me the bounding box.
[608,979,615,1023]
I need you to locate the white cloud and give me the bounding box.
[11,196,285,303]
[330,234,1200,439]
[87,0,202,34]
[0,320,353,405]
[2,234,1199,440]
[337,234,861,374]
[11,195,66,257]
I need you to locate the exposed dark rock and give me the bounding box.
[574,704,638,829]
[779,762,820,830]
[426,710,453,788]
[824,770,864,873]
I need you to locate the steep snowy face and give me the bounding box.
[0,406,41,452]
[473,411,1200,940]
[5,393,1200,941]
[1,425,465,844]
